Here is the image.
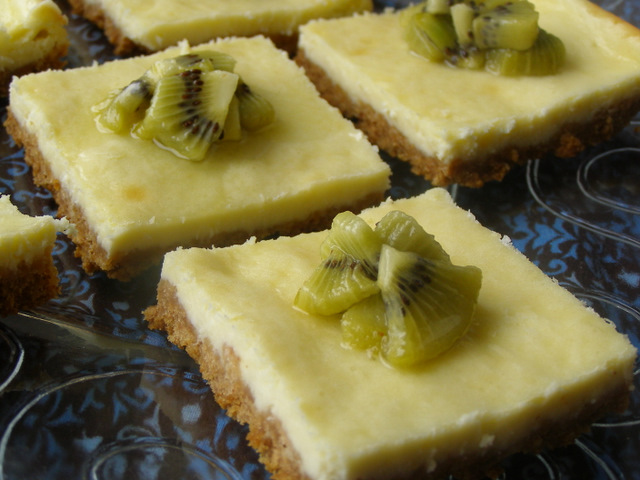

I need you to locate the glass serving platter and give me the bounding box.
[1,1,639,479]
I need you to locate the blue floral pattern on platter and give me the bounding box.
[0,1,639,479]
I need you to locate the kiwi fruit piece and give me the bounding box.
[424,0,451,14]
[235,82,276,132]
[402,0,563,76]
[403,10,458,62]
[472,0,539,51]
[135,69,240,161]
[220,96,242,142]
[375,210,449,262]
[319,211,382,273]
[485,28,566,76]
[94,79,152,133]
[341,294,387,353]
[295,209,483,367]
[94,51,233,133]
[294,249,381,316]
[148,51,236,80]
[94,50,275,154]
[295,212,382,315]
[377,244,482,367]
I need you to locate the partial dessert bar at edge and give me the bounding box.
[0,195,72,316]
[67,0,373,55]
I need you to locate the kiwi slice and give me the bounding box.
[94,50,275,157]
[295,212,382,315]
[377,244,482,367]
[375,210,449,262]
[94,79,152,133]
[341,294,387,352]
[295,209,483,367]
[294,249,381,316]
[402,0,564,76]
[235,82,276,132]
[472,0,539,51]
[485,28,566,76]
[148,51,236,80]
[135,69,240,161]
[403,10,457,62]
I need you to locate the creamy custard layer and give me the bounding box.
[298,0,640,164]
[0,0,67,72]
[159,188,637,480]
[8,37,390,273]
[75,0,372,52]
[0,195,70,270]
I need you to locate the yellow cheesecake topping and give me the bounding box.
[294,209,482,367]
[93,51,275,161]
[402,0,566,76]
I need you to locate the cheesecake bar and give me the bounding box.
[144,188,637,480]
[0,195,72,316]
[5,37,390,281]
[68,0,372,55]
[0,0,68,97]
[296,0,640,187]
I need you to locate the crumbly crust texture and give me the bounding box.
[0,41,68,97]
[0,248,59,316]
[4,109,384,281]
[295,50,640,187]
[145,279,632,480]
[67,0,299,56]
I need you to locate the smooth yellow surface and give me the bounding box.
[161,188,637,480]
[0,0,67,72]
[0,195,69,269]
[80,0,372,51]
[298,0,640,163]
[8,37,390,260]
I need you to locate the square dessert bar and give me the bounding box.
[0,0,68,96]
[0,196,71,316]
[145,188,637,480]
[5,37,390,281]
[297,0,640,187]
[68,0,372,55]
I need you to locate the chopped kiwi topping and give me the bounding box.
[401,0,566,76]
[93,51,275,161]
[294,210,482,368]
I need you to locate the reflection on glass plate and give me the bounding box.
[1,0,639,479]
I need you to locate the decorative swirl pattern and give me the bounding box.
[0,0,639,479]
[0,324,23,395]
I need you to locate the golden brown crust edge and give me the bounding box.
[144,280,312,480]
[0,248,60,317]
[4,109,385,281]
[295,49,640,188]
[145,280,632,480]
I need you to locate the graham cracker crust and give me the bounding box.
[0,41,68,97]
[4,109,385,281]
[0,249,60,316]
[67,0,299,56]
[295,49,640,188]
[145,279,633,480]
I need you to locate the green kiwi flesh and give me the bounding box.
[294,210,483,368]
[485,28,566,76]
[93,50,275,159]
[377,244,482,367]
[294,212,382,315]
[402,0,565,76]
[135,69,239,161]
